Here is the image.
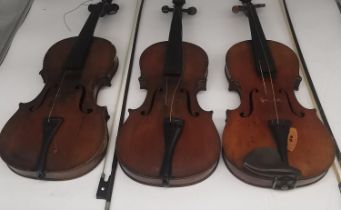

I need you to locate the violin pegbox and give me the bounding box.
[232,2,265,14]
[88,0,119,17]
[240,0,252,3]
[162,0,197,15]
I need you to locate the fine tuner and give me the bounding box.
[162,5,197,15]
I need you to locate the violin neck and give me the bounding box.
[64,2,104,71]
[244,2,276,77]
[164,5,184,77]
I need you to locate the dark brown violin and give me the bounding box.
[116,0,221,186]
[0,0,119,180]
[223,0,335,190]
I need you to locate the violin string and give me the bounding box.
[249,3,280,124]
[47,73,66,122]
[169,77,182,123]
[54,0,96,121]
[249,8,268,95]
[267,70,280,124]
[52,0,94,121]
[63,0,94,32]
[257,59,268,95]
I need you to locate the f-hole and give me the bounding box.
[240,89,257,117]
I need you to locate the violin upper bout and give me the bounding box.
[226,65,241,93]
[89,37,118,79]
[41,38,78,82]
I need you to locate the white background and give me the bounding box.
[0,0,340,210]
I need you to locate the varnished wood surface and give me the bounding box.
[0,0,140,209]
[117,42,221,186]
[0,0,341,209]
[0,37,118,179]
[223,40,335,187]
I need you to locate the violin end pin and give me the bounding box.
[37,170,45,179]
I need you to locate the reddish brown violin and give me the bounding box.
[0,0,119,180]
[116,0,221,186]
[223,0,335,190]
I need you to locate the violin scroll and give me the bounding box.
[88,0,119,16]
[232,3,265,14]
[162,1,197,15]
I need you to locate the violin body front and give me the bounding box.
[0,37,117,179]
[223,40,335,189]
[117,42,220,186]
[222,0,335,190]
[0,1,119,180]
[116,0,220,187]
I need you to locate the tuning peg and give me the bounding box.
[232,3,265,14]
[162,5,173,13]
[88,1,119,17]
[104,3,119,15]
[162,5,197,15]
[232,5,244,13]
[88,4,98,12]
[182,7,197,15]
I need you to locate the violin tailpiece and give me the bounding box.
[268,119,291,163]
[160,117,184,186]
[36,117,63,179]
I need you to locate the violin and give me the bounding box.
[116,0,221,186]
[0,0,119,180]
[222,0,335,190]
